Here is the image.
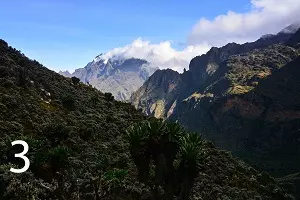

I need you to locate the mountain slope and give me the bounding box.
[131,25,300,175]
[0,39,295,199]
[60,56,158,101]
[172,52,300,172]
[131,69,184,118]
[286,27,300,47]
[131,25,299,119]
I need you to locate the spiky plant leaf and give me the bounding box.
[125,122,148,149]
[146,120,165,139]
[179,133,205,169]
[180,132,203,147]
[164,122,184,143]
[125,122,151,183]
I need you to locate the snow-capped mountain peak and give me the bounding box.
[60,55,158,101]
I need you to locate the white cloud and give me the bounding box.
[87,0,300,74]
[95,38,210,73]
[188,0,300,47]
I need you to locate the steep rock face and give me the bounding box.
[206,56,300,199]
[131,25,300,177]
[172,42,300,176]
[171,51,300,175]
[60,57,158,101]
[130,69,183,118]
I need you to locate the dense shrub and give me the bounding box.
[71,76,80,85]
[42,122,71,146]
[17,67,28,87]
[104,92,114,101]
[60,93,75,110]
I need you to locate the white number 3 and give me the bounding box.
[10,140,30,173]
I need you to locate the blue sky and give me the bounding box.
[1,0,252,71]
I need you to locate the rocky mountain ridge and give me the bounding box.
[131,25,300,117]
[130,24,300,177]
[60,56,158,101]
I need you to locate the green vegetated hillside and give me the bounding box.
[0,39,295,199]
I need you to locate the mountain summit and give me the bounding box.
[60,55,158,101]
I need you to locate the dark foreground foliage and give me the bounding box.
[0,39,294,199]
[126,120,204,200]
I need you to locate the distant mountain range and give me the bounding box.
[60,55,158,101]
[131,24,300,179]
[60,23,300,103]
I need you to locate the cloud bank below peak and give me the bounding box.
[188,0,300,47]
[86,0,300,73]
[95,38,210,73]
